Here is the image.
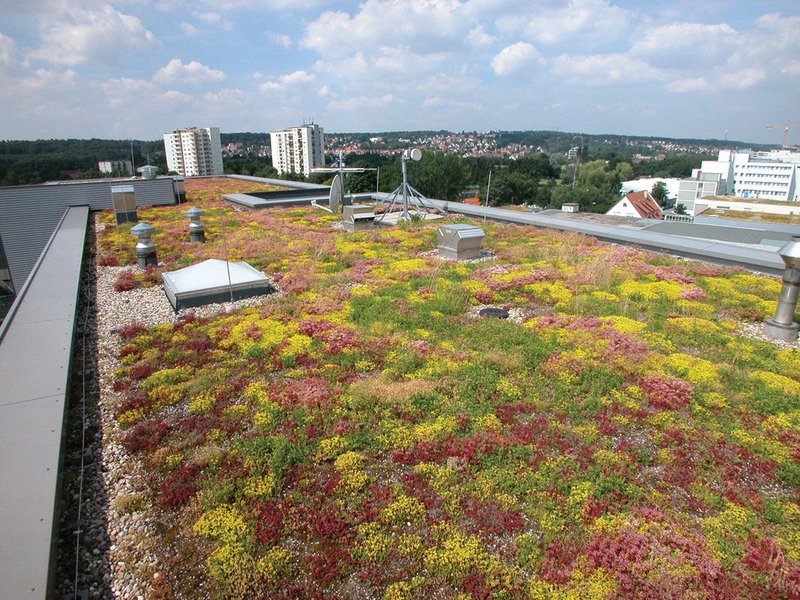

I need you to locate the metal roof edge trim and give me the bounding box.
[0,205,89,344]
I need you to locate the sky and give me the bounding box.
[0,0,798,144]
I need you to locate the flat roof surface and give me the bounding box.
[0,206,89,599]
[370,194,787,275]
[644,222,797,247]
[223,192,329,209]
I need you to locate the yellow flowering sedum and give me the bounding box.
[242,473,278,500]
[334,451,370,493]
[752,370,800,396]
[193,504,248,545]
[667,353,721,390]
[118,408,145,428]
[316,435,349,461]
[221,314,294,356]
[618,279,683,302]
[189,389,217,415]
[382,495,427,526]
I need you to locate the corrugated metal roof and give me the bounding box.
[0,178,177,291]
[0,205,89,600]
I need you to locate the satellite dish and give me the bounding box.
[408,148,422,162]
[329,173,343,213]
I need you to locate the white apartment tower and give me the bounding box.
[163,127,224,177]
[270,124,324,176]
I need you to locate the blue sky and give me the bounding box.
[0,0,798,144]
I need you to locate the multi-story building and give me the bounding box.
[98,160,132,176]
[163,127,224,177]
[270,124,324,176]
[732,150,798,202]
[677,149,800,214]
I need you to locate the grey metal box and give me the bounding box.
[437,224,484,260]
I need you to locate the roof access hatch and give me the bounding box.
[162,259,274,310]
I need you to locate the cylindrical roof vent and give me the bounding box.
[138,165,159,180]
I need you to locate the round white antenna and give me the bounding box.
[405,148,422,162]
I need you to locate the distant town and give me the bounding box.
[1,126,796,225]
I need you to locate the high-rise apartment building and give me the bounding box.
[163,127,224,177]
[270,124,324,176]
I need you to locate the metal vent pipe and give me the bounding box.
[763,236,800,342]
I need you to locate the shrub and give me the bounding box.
[113,269,137,292]
[640,375,695,410]
[98,253,119,267]
[117,320,147,339]
[159,463,202,508]
[121,419,170,453]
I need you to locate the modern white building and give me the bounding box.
[732,150,798,202]
[163,127,223,177]
[98,160,132,176]
[270,124,324,176]
[677,149,800,215]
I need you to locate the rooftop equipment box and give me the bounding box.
[437,224,485,260]
[111,185,137,224]
[342,204,376,232]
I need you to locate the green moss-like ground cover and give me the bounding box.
[103,178,800,599]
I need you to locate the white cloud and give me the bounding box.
[153,59,226,85]
[196,0,329,8]
[302,0,470,57]
[21,67,79,91]
[552,53,663,85]
[423,96,444,108]
[670,77,710,93]
[181,22,200,35]
[467,25,494,47]
[317,84,331,97]
[196,11,222,23]
[755,13,800,51]
[327,93,398,112]
[102,77,156,109]
[718,68,766,90]
[783,61,800,76]
[203,88,246,105]
[632,22,738,68]
[267,32,292,48]
[497,0,632,47]
[0,33,16,65]
[162,89,193,103]
[491,42,542,76]
[259,70,316,92]
[27,2,154,66]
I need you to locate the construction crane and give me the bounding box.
[767,120,795,148]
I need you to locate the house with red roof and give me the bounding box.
[606,190,664,220]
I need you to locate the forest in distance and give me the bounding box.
[0,130,770,213]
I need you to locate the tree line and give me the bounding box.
[1,136,714,214]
